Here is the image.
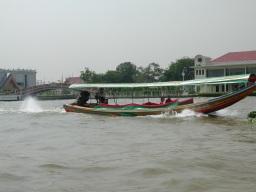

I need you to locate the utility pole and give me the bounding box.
[182,69,185,95]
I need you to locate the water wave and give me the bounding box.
[39,163,70,170]
[0,173,26,181]
[149,109,206,119]
[0,108,65,114]
[130,167,170,178]
[215,108,239,117]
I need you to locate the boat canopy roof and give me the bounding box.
[69,74,249,91]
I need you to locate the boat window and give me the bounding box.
[216,85,219,93]
[222,85,225,92]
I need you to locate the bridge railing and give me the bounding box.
[21,83,70,96]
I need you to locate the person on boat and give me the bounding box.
[165,96,172,103]
[95,92,100,104]
[248,74,256,86]
[160,97,165,104]
[77,91,90,106]
[99,96,106,104]
[95,88,105,104]
[104,98,108,104]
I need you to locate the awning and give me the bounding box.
[70,74,250,91]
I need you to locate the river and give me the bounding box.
[0,97,256,192]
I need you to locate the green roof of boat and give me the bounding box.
[69,74,250,90]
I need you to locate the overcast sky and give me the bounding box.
[0,0,256,81]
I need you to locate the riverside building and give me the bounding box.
[0,69,36,94]
[194,50,256,95]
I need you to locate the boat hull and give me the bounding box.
[63,104,169,116]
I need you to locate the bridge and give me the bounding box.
[21,83,70,97]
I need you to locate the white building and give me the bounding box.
[194,50,256,94]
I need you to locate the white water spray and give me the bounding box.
[175,109,205,118]
[215,108,239,117]
[20,97,43,113]
[149,109,206,119]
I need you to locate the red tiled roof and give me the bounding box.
[65,77,84,85]
[211,51,256,63]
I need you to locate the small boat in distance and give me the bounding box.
[64,74,256,116]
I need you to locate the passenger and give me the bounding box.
[95,88,105,104]
[160,97,165,104]
[77,91,90,106]
[104,98,109,104]
[99,96,106,104]
[248,74,256,86]
[95,92,100,104]
[165,96,172,103]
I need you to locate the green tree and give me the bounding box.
[116,62,137,83]
[161,58,194,81]
[134,66,144,83]
[103,70,121,83]
[91,73,105,83]
[80,67,96,83]
[141,63,164,82]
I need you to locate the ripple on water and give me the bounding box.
[130,167,171,178]
[0,173,26,182]
[80,166,116,173]
[39,163,70,170]
[39,164,115,174]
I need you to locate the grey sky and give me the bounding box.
[0,0,255,81]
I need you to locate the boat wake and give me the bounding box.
[214,108,240,117]
[148,109,207,119]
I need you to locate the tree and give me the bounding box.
[91,73,105,83]
[141,63,164,82]
[80,67,96,83]
[116,62,137,83]
[103,70,121,83]
[161,58,194,81]
[134,66,145,83]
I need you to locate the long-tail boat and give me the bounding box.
[64,74,256,116]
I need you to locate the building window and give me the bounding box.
[207,69,224,77]
[226,68,245,76]
[197,58,202,62]
[196,70,198,75]
[202,70,204,75]
[199,70,201,75]
[247,67,256,74]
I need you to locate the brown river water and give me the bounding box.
[0,97,256,192]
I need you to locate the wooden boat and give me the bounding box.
[64,83,256,116]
